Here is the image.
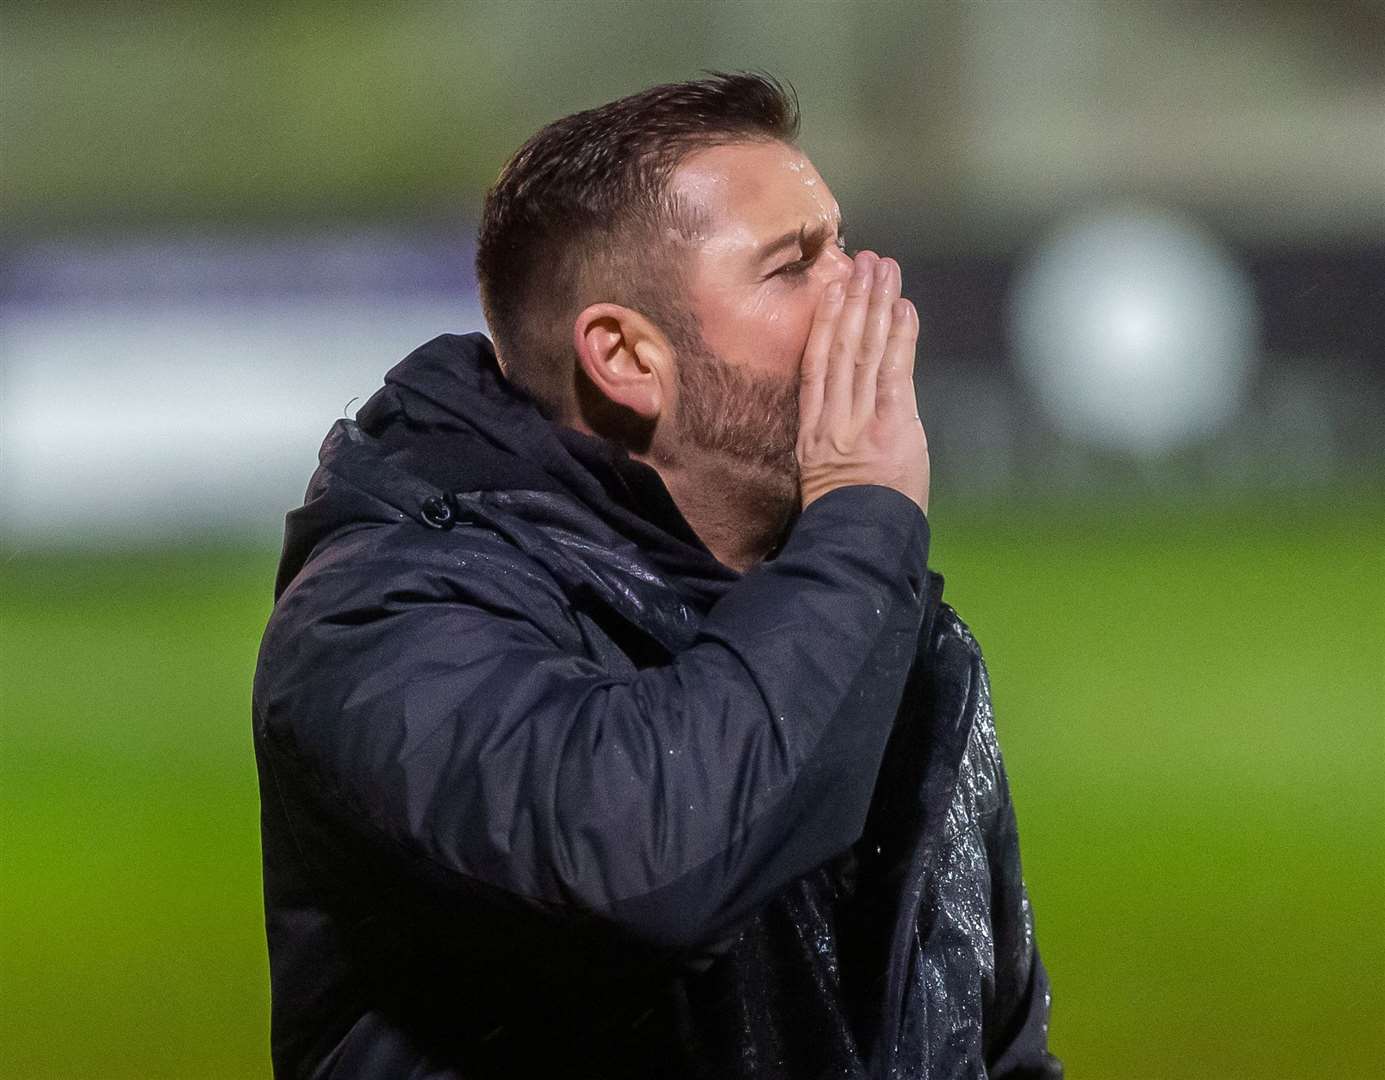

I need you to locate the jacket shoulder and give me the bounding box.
[264,514,585,677]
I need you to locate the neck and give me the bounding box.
[635,449,797,573]
[559,409,798,574]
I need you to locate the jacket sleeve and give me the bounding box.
[254,484,929,954]
[981,720,1063,1077]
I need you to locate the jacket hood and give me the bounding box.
[276,332,740,603]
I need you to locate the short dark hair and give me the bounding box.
[474,71,800,418]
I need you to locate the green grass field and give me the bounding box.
[3,492,1382,1078]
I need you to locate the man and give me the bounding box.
[254,72,1059,1079]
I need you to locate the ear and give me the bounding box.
[572,303,672,421]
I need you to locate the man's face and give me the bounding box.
[662,141,852,481]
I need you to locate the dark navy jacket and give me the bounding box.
[253,333,1060,1078]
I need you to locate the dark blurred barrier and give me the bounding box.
[2,231,1380,544]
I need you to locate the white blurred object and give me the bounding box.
[1007,204,1259,454]
[0,296,483,544]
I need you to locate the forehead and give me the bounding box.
[671,141,838,241]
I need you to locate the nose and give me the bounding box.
[817,246,877,303]
[821,242,856,281]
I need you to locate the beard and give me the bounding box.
[673,341,802,519]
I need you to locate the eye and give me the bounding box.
[776,233,848,280]
[777,257,813,278]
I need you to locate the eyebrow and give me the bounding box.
[754,213,844,264]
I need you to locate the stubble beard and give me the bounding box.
[673,343,802,523]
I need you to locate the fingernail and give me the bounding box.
[874,259,890,283]
[826,281,844,300]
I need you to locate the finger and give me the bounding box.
[822,251,877,431]
[798,278,844,436]
[876,298,921,421]
[851,258,900,429]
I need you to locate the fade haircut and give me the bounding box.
[474,71,800,419]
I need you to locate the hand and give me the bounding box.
[797,251,929,514]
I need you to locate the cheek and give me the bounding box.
[697,287,818,375]
[748,298,815,377]
[778,292,821,369]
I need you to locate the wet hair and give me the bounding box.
[474,71,800,418]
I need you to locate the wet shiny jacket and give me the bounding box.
[253,333,1060,1078]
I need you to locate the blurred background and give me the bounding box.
[2,2,1381,1076]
